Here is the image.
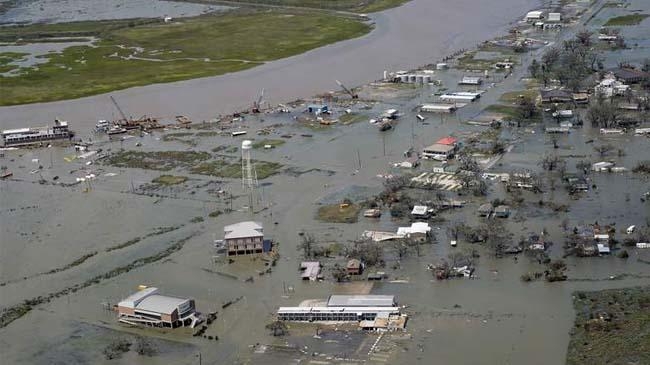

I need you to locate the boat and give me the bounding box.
[107,125,127,135]
[1,171,13,179]
[95,120,110,132]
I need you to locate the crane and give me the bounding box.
[335,80,358,99]
[252,88,265,113]
[110,95,128,122]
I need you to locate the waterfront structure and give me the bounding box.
[224,221,265,256]
[2,119,71,146]
[277,295,400,323]
[117,287,201,328]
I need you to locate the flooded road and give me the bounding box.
[0,0,537,134]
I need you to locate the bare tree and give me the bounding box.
[540,154,566,171]
[299,233,315,259]
[266,320,288,336]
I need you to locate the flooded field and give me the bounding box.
[0,0,227,25]
[1,0,650,364]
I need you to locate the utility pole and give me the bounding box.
[356,149,362,169]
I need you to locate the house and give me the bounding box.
[572,93,589,104]
[397,222,432,241]
[300,261,322,281]
[347,259,363,275]
[526,234,547,251]
[224,221,265,256]
[592,161,614,172]
[117,287,201,328]
[411,205,432,219]
[422,143,456,160]
[612,68,649,84]
[306,104,328,115]
[540,89,572,103]
[395,156,419,168]
[459,76,483,85]
[478,203,493,217]
[597,243,611,254]
[494,205,511,218]
[525,10,544,21]
[595,74,629,97]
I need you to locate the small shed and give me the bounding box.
[459,76,483,85]
[597,243,611,254]
[525,11,544,21]
[411,205,430,218]
[347,259,362,275]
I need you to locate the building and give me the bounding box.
[2,119,72,146]
[525,10,544,21]
[117,287,201,328]
[547,12,561,22]
[540,89,572,103]
[277,295,400,323]
[347,259,362,275]
[397,222,431,241]
[224,221,265,256]
[595,74,629,97]
[411,205,431,219]
[420,103,457,113]
[612,68,649,84]
[300,261,322,281]
[422,143,456,160]
[494,205,511,218]
[459,76,482,85]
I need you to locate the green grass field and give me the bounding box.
[173,0,409,13]
[604,14,649,26]
[0,11,371,106]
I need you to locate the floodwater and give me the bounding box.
[0,0,228,25]
[0,0,539,135]
[1,0,650,364]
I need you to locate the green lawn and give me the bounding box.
[0,11,371,106]
[604,14,649,26]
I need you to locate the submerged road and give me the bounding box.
[0,0,540,134]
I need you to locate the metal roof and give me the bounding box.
[224,221,263,239]
[118,287,159,308]
[278,306,399,314]
[327,295,395,307]
[436,137,458,145]
[137,295,190,314]
[423,143,455,153]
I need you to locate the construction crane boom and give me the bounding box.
[336,80,358,99]
[110,95,128,121]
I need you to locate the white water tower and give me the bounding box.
[241,140,258,190]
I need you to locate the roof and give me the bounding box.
[613,68,649,80]
[300,261,321,279]
[278,306,399,314]
[397,222,431,236]
[423,143,455,153]
[411,205,429,215]
[541,89,572,99]
[347,259,361,269]
[2,128,32,135]
[597,243,610,254]
[224,221,263,239]
[495,205,510,212]
[118,287,159,308]
[478,203,493,212]
[436,137,458,145]
[526,10,543,18]
[327,295,395,307]
[548,12,561,21]
[137,295,190,314]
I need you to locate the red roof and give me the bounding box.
[436,137,458,145]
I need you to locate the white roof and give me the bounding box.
[137,295,190,314]
[526,11,543,18]
[597,243,610,253]
[411,205,429,215]
[397,222,431,236]
[278,306,399,314]
[327,295,395,307]
[118,287,159,308]
[224,221,263,239]
[2,128,32,135]
[548,12,561,21]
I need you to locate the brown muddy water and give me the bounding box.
[1,0,650,364]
